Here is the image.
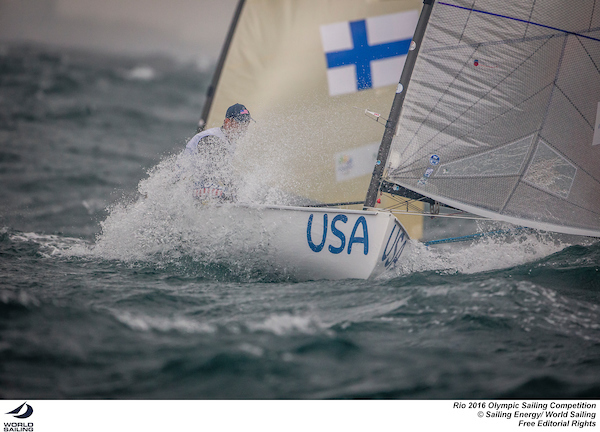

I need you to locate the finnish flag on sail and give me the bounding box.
[320,11,419,96]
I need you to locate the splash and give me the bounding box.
[394,226,576,276]
[80,151,297,277]
[83,95,361,272]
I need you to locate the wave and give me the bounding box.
[124,65,157,81]
[110,310,331,338]
[392,228,591,277]
[1,227,87,258]
[377,276,600,342]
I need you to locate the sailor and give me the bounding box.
[183,103,253,203]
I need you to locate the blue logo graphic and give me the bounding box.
[381,224,407,268]
[325,20,411,91]
[6,402,33,419]
[430,154,440,165]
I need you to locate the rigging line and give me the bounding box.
[439,2,600,43]
[383,193,448,214]
[422,227,530,246]
[389,204,474,217]
[389,210,486,220]
[387,193,426,205]
[305,201,364,208]
[385,199,423,213]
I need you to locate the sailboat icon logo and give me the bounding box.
[6,402,33,419]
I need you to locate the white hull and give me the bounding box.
[233,205,409,280]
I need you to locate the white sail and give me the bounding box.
[386,0,600,237]
[201,0,424,237]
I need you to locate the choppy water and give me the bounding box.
[1,44,600,399]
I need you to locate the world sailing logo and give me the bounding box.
[319,10,418,96]
[6,403,33,419]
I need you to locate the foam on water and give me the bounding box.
[395,229,573,276]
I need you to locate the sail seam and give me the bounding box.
[438,2,600,42]
[520,177,600,217]
[421,30,600,54]
[396,82,553,174]
[524,0,537,39]
[499,35,570,214]
[536,133,600,197]
[553,84,594,130]
[395,44,478,163]
[457,1,477,45]
[397,38,554,170]
[577,35,600,75]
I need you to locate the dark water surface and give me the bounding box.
[1,44,599,399]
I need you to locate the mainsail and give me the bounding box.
[382,0,600,237]
[200,0,424,237]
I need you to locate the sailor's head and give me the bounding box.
[226,103,252,124]
[224,104,252,131]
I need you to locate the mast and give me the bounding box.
[197,0,246,132]
[364,0,435,208]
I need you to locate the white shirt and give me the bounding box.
[184,127,235,157]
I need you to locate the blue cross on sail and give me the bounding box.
[320,11,419,96]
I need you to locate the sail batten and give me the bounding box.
[385,0,600,237]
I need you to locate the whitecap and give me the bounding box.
[111,310,216,334]
[246,313,329,336]
[125,66,156,81]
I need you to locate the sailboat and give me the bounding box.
[196,0,600,280]
[195,0,422,280]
